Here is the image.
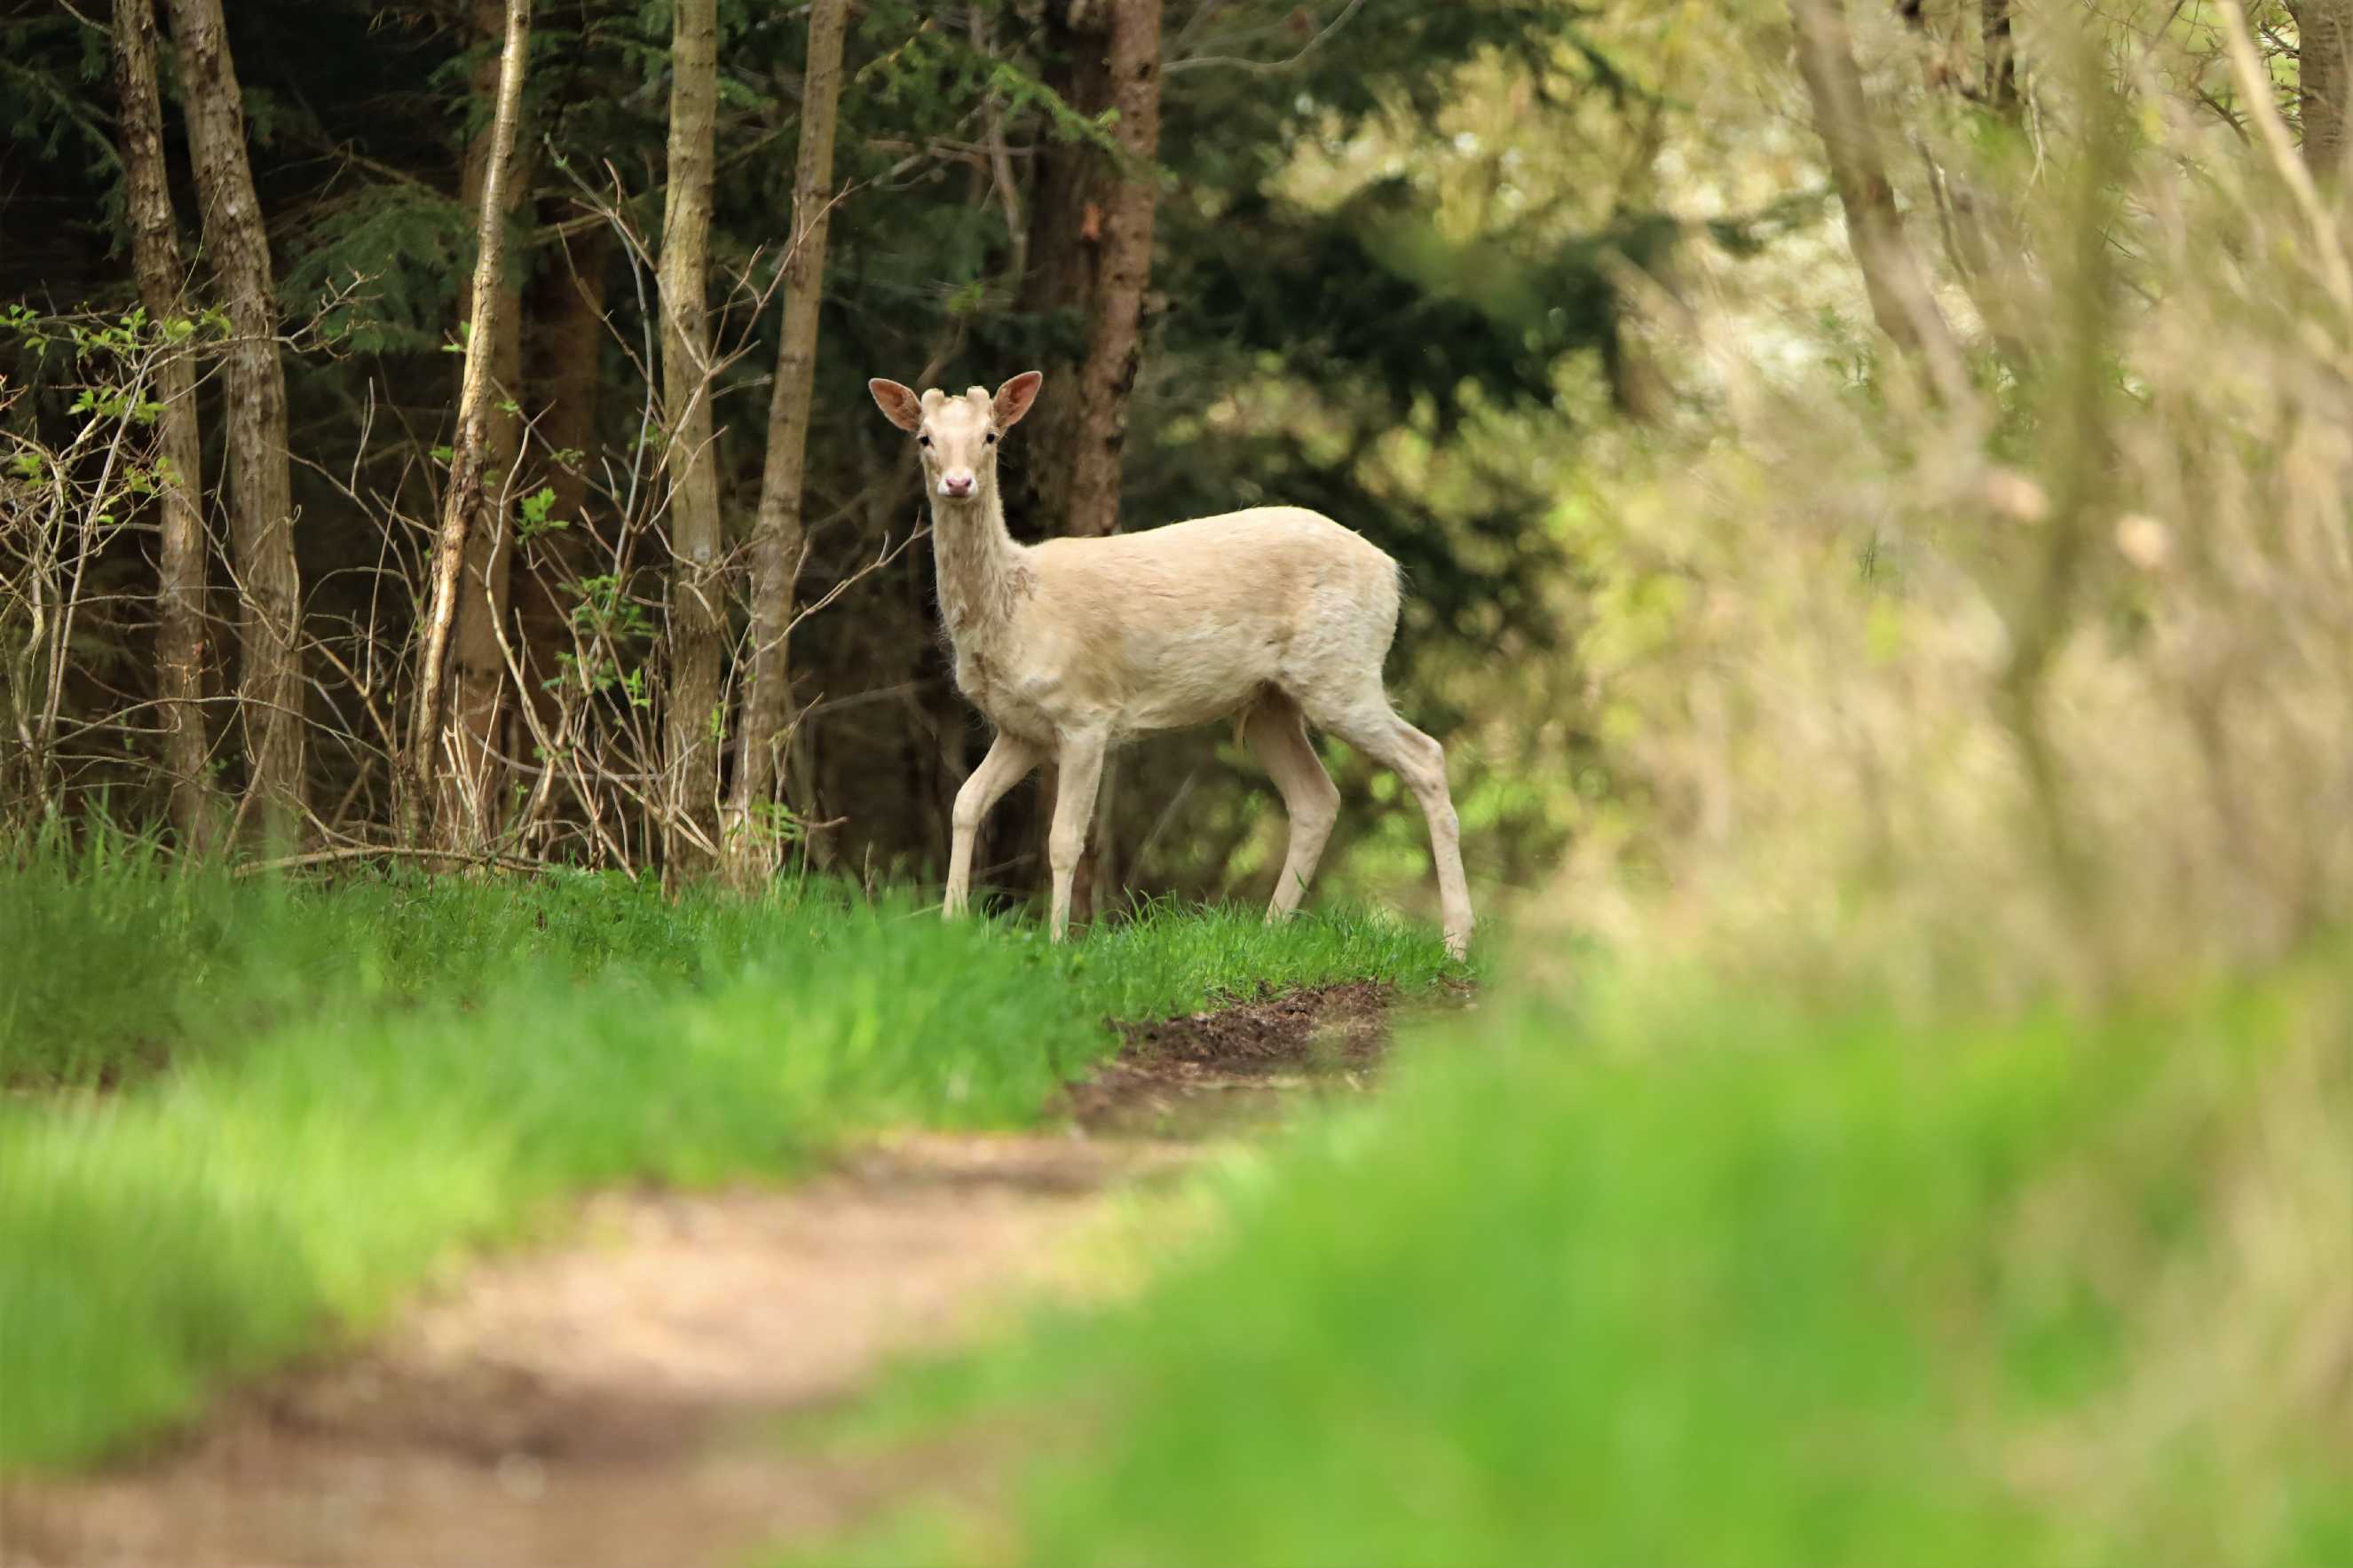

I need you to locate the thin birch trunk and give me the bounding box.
[407,0,531,848]
[725,0,849,890]
[114,0,224,851]
[659,0,723,880]
[163,0,305,841]
[438,0,533,851]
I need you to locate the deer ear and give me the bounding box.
[993,370,1044,429]
[869,378,923,432]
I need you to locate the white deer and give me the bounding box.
[869,370,1473,958]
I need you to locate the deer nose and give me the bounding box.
[940,471,975,497]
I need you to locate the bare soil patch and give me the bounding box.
[0,986,1417,1568]
[1063,980,1402,1137]
[0,1137,1188,1568]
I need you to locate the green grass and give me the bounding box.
[0,837,810,1085]
[0,840,1458,1089]
[0,854,1459,1471]
[784,961,2353,1568]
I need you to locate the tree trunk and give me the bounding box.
[406,0,531,849]
[517,225,610,737]
[1789,0,1972,405]
[1069,0,1161,920]
[163,0,304,841]
[986,0,1114,926]
[659,0,724,879]
[1982,0,2019,115]
[1001,0,1165,923]
[114,0,224,853]
[1008,1,1117,536]
[2297,1,2352,178]
[726,0,849,892]
[436,0,533,851]
[1062,0,1162,543]
[1604,97,1673,422]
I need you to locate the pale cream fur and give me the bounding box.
[868,371,1473,957]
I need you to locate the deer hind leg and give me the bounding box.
[1244,689,1340,923]
[1046,729,1109,942]
[1307,688,1473,959]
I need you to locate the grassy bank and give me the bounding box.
[787,960,2353,1568]
[0,854,1458,1470]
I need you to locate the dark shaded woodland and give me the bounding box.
[6,0,1670,907]
[12,0,2353,926]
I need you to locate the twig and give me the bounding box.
[1167,0,1367,75]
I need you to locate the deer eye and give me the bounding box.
[984,433,997,445]
[918,435,931,448]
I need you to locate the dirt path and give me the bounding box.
[1,983,1408,1568]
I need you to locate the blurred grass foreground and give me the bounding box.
[791,965,2353,1568]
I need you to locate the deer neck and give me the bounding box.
[929,477,1031,648]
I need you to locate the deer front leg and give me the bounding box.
[1046,729,1108,942]
[944,732,1041,919]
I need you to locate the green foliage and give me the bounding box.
[278,184,470,355]
[553,571,658,703]
[1166,182,1578,420]
[0,14,117,185]
[516,484,567,538]
[1160,0,1578,184]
